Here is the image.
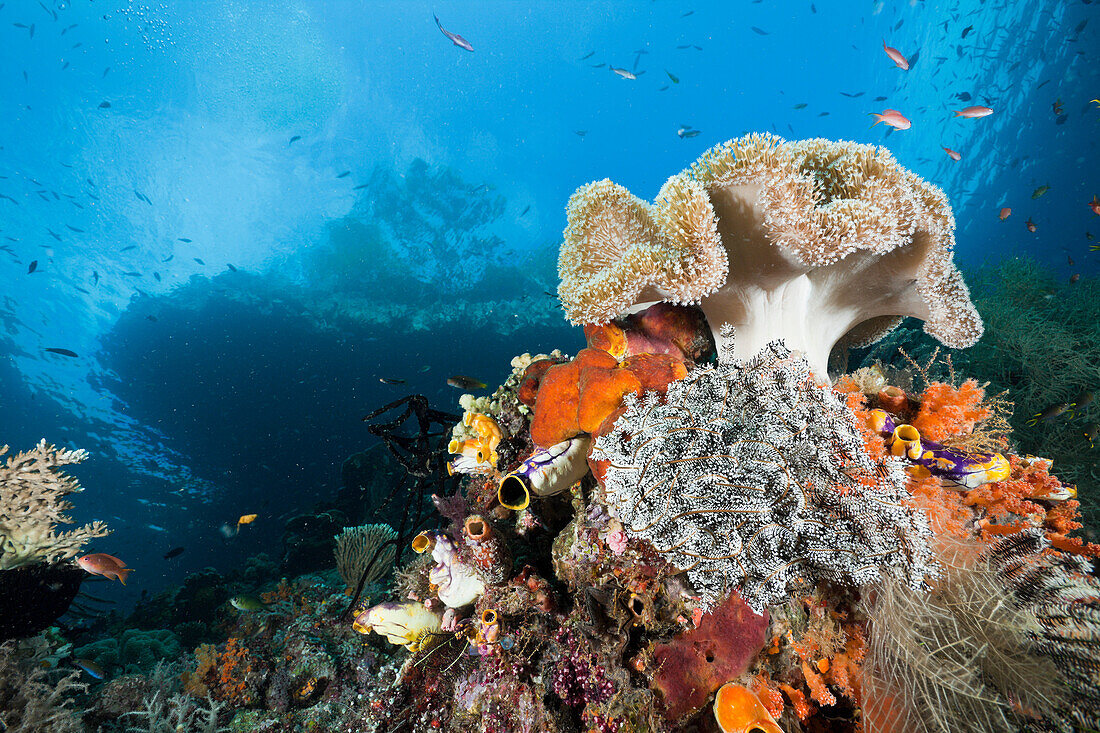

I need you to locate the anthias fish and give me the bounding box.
[882,40,909,69]
[870,109,911,130]
[77,553,133,584]
[954,105,993,118]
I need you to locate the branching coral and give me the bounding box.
[333,523,397,592]
[121,691,229,733]
[593,336,937,612]
[559,133,982,378]
[0,440,110,570]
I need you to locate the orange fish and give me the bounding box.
[869,109,911,130]
[1089,195,1099,216]
[882,40,909,70]
[1026,217,1037,233]
[77,553,133,585]
[999,207,1011,221]
[713,684,783,733]
[237,513,257,530]
[954,105,993,118]
[942,146,962,161]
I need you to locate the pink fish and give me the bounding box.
[77,553,133,585]
[882,40,909,70]
[954,105,993,118]
[433,14,473,52]
[869,109,911,130]
[999,207,1011,221]
[1089,195,1099,216]
[942,146,962,161]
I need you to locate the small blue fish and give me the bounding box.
[73,658,105,680]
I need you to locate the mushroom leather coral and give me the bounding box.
[528,346,686,448]
[650,592,769,722]
[558,133,983,379]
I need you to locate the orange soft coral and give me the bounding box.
[965,454,1065,522]
[181,638,256,705]
[911,379,991,442]
[907,473,972,538]
[835,383,889,461]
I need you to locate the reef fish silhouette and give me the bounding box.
[434,14,473,52]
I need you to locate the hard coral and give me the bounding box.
[651,592,769,722]
[0,440,110,570]
[558,133,983,378]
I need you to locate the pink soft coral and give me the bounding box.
[911,380,991,442]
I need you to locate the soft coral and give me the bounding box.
[911,380,991,442]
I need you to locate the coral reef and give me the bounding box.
[0,440,109,570]
[74,628,183,676]
[850,259,1100,523]
[24,140,1100,733]
[0,637,85,732]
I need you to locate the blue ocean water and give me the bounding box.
[0,0,1095,612]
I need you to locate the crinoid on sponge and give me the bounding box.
[592,333,937,613]
[558,133,983,379]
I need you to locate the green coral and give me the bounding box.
[75,629,182,675]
